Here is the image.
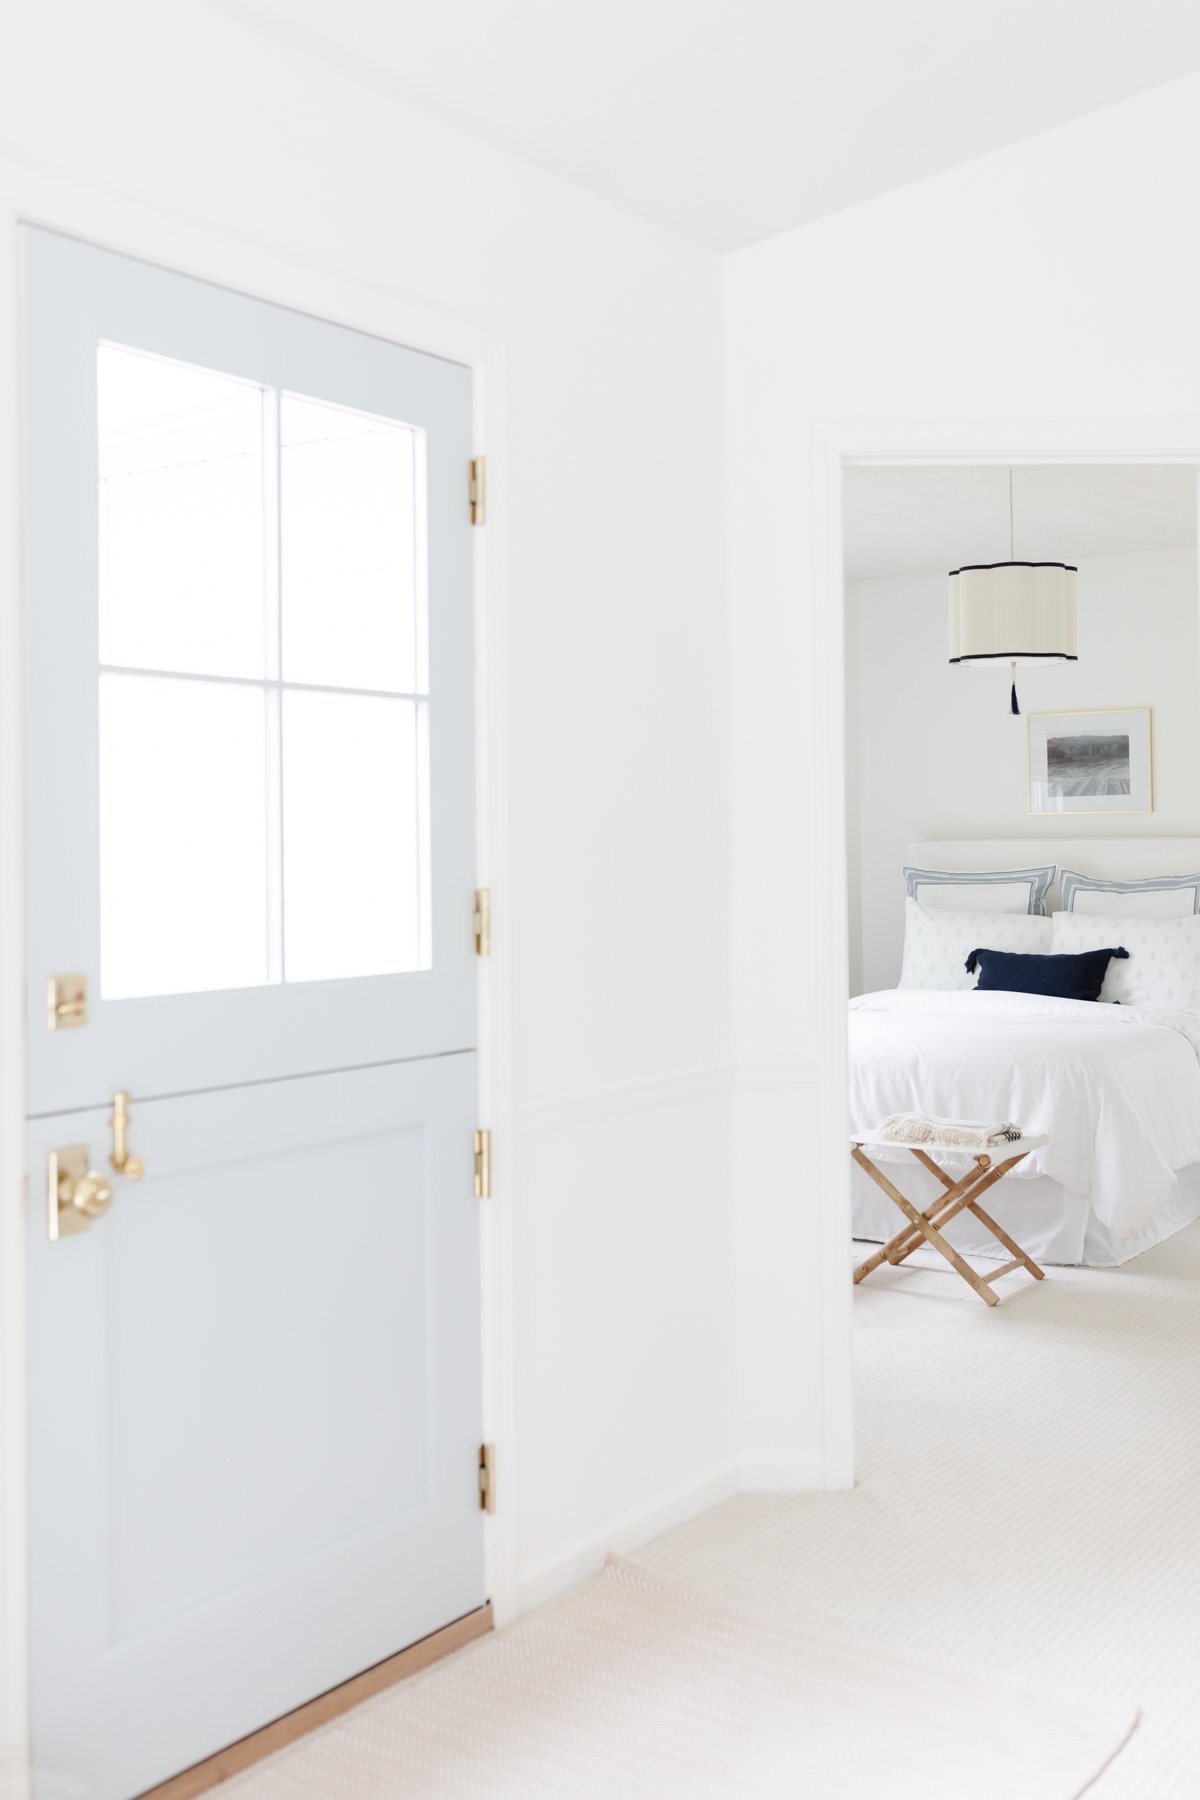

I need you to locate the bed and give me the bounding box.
[850,838,1200,1267]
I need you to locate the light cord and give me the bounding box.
[1009,468,1015,561]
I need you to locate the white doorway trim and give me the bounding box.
[809,415,1200,1497]
[0,170,517,1773]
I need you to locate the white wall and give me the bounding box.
[0,0,734,1721]
[11,4,1200,1739]
[724,72,1200,1481]
[848,545,1200,992]
[844,581,864,996]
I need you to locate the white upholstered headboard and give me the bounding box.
[906,839,1200,915]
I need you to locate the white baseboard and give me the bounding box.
[514,1449,829,1614]
[515,1458,742,1613]
[737,1452,826,1491]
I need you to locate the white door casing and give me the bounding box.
[22,227,485,1799]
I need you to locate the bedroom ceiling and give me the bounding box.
[843,465,1200,582]
[196,0,1200,251]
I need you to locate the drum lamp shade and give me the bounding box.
[948,561,1078,667]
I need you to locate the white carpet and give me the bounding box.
[214,1220,1200,1797]
[221,1555,1127,1798]
[641,1221,1200,1797]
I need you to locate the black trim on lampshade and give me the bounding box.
[948,560,1078,576]
[948,652,1078,665]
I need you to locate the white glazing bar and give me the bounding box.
[413,427,430,696]
[262,387,284,985]
[96,663,428,705]
[416,698,432,967]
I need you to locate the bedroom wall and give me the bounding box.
[844,581,865,996]
[725,71,1200,1485]
[0,0,734,1714]
[848,545,1200,993]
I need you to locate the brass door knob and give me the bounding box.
[48,1147,116,1241]
[58,1164,114,1228]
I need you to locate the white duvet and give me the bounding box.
[849,989,1200,1239]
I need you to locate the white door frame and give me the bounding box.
[809,415,1200,1495]
[0,175,517,1774]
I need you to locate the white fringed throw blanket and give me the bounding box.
[877,1111,1024,1149]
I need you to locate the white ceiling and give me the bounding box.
[843,466,1200,581]
[199,0,1200,251]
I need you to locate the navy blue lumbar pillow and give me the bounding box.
[964,945,1129,1002]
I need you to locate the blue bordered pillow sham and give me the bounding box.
[903,864,1055,917]
[1058,870,1200,917]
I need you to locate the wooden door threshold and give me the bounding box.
[138,1604,493,1800]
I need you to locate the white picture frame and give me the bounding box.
[1028,707,1153,815]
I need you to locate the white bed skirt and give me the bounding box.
[851,1154,1200,1268]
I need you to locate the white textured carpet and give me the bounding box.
[642,1223,1200,1797]
[220,1222,1200,1797]
[222,1556,1127,1798]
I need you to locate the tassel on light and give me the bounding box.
[1011,662,1020,716]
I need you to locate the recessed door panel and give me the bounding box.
[28,1058,483,1800]
[105,1129,432,1641]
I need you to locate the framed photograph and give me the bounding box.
[1028,707,1153,815]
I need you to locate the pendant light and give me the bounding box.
[948,471,1077,714]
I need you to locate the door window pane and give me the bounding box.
[98,346,266,679]
[99,675,270,999]
[96,357,435,999]
[280,394,421,694]
[281,691,428,983]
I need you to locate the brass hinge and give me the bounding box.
[472,887,491,957]
[468,456,485,525]
[473,1128,491,1199]
[479,1442,496,1513]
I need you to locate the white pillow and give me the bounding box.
[1059,869,1200,918]
[1052,910,1200,1008]
[903,864,1054,916]
[899,899,1053,991]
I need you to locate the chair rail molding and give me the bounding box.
[514,1064,734,1135]
[731,1056,821,1092]
[514,1058,821,1136]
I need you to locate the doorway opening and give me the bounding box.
[827,441,1200,1782]
[842,458,1200,1273]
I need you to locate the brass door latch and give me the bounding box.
[109,1091,144,1180]
[47,1092,145,1241]
[46,973,87,1030]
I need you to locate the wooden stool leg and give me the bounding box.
[901,1147,1045,1282]
[966,1202,1044,1278]
[854,1172,974,1281]
[852,1148,945,1280]
[885,1171,980,1268]
[935,1154,1046,1281]
[880,1148,994,1268]
[854,1240,897,1284]
[852,1143,1046,1304]
[852,1147,937,1280]
[851,1148,999,1306]
[959,1155,1046,1279]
